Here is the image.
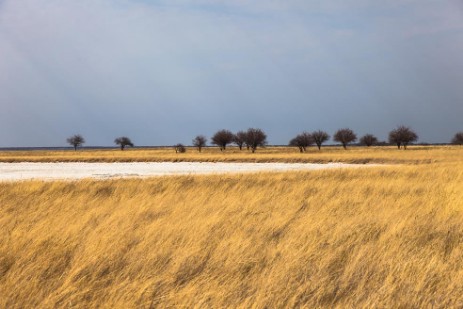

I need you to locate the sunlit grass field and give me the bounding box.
[0,145,461,164]
[1,147,463,307]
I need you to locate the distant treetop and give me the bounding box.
[333,128,357,149]
[388,126,418,149]
[114,136,134,150]
[211,129,234,151]
[452,132,463,145]
[67,134,85,151]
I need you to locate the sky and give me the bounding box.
[0,0,462,147]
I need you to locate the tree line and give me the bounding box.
[66,127,463,152]
[66,135,135,151]
[288,126,420,152]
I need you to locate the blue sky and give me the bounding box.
[0,0,462,146]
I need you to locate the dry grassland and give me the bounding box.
[0,145,460,164]
[1,147,463,307]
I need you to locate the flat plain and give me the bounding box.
[1,146,462,308]
[0,145,457,163]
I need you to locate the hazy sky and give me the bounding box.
[1,0,462,146]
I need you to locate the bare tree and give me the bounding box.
[333,128,357,149]
[388,126,418,149]
[452,132,463,145]
[289,137,303,153]
[245,128,267,153]
[289,132,313,153]
[233,131,247,150]
[174,143,186,153]
[399,127,418,149]
[66,134,85,151]
[311,130,330,150]
[192,135,207,152]
[211,129,234,151]
[359,134,378,147]
[114,136,134,150]
[388,129,401,149]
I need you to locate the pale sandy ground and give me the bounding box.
[0,162,380,181]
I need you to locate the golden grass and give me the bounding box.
[0,145,462,164]
[1,148,463,307]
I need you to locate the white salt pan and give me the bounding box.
[0,162,379,181]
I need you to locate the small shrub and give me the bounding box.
[174,144,186,153]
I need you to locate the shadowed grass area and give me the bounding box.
[1,152,463,307]
[0,145,461,164]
